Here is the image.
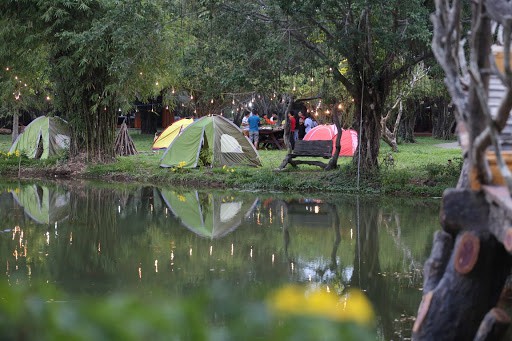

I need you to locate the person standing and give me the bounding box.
[241,111,250,137]
[304,113,313,134]
[287,112,296,150]
[248,112,261,149]
[297,112,306,140]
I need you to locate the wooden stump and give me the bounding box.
[413,188,512,340]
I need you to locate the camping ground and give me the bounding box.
[0,131,462,197]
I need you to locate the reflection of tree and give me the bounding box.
[48,187,119,292]
[352,197,393,340]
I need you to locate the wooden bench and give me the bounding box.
[278,140,333,170]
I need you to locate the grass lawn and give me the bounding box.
[0,131,462,196]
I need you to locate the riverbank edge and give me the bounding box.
[0,158,458,197]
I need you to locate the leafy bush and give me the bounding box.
[0,283,376,341]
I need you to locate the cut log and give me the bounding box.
[440,189,489,234]
[423,230,453,293]
[453,232,480,275]
[412,231,512,340]
[473,307,511,341]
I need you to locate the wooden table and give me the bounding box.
[258,128,284,150]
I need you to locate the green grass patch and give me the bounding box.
[0,132,462,196]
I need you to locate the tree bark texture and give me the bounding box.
[353,94,383,172]
[431,98,455,140]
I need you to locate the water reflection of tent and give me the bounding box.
[160,189,258,239]
[10,184,70,224]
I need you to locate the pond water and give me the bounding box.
[0,180,441,340]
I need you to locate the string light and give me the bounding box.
[210,98,214,104]
[5,67,9,71]
[172,87,175,94]
[155,81,159,86]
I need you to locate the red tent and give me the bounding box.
[303,125,358,157]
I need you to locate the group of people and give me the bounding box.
[241,110,317,150]
[241,111,280,149]
[287,111,317,149]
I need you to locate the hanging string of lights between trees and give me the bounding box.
[3,64,355,121]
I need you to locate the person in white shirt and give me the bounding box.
[241,111,250,137]
[304,113,313,134]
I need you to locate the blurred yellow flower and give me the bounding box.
[15,150,20,157]
[268,285,374,326]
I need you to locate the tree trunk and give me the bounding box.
[326,110,342,170]
[432,98,455,140]
[399,98,417,143]
[282,94,294,153]
[11,108,19,144]
[353,95,382,172]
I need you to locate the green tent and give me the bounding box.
[160,189,258,239]
[160,115,261,168]
[10,116,70,159]
[11,184,70,225]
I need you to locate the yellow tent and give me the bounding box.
[152,118,194,150]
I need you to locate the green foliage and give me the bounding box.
[0,282,375,341]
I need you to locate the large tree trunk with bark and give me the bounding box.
[432,98,455,140]
[353,92,383,172]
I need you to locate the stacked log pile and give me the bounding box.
[114,122,137,156]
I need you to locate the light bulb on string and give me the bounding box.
[46,96,51,101]
[155,81,159,86]
[5,67,9,71]
[172,87,175,94]
[14,76,18,80]
[190,94,194,100]
[210,98,214,104]
[310,77,314,83]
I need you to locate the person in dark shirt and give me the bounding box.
[297,112,306,140]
